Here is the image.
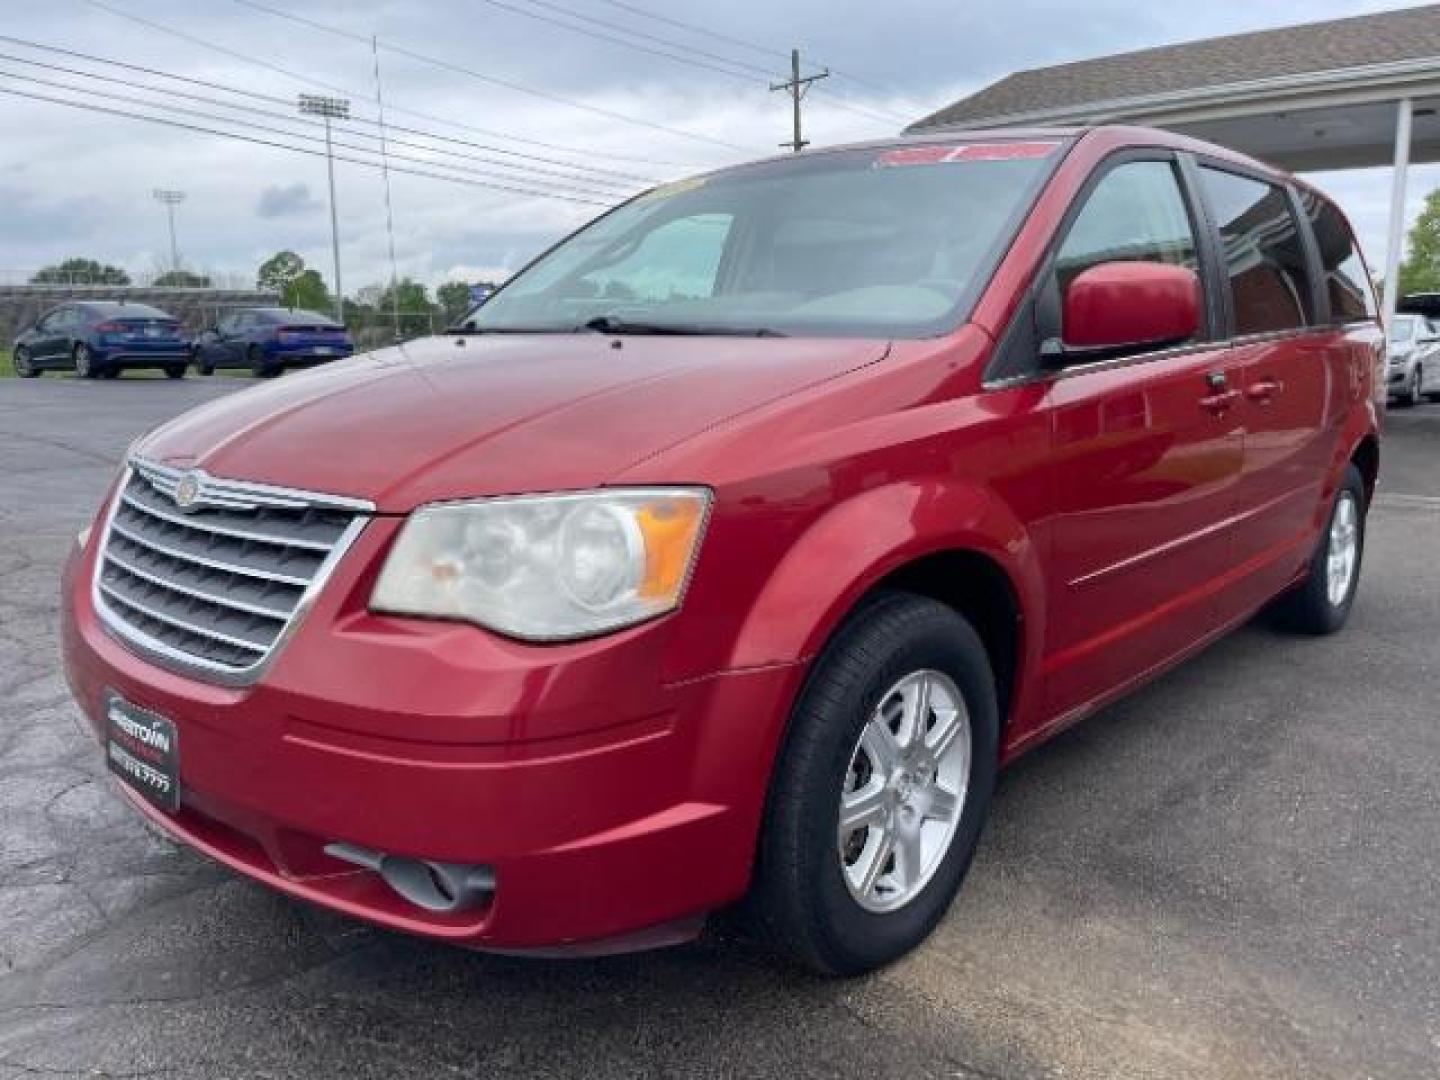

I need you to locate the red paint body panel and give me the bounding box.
[61,126,1382,952]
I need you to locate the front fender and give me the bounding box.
[728,477,1044,674]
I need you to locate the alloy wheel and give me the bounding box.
[1326,491,1360,608]
[837,669,970,914]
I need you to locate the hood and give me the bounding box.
[138,333,889,510]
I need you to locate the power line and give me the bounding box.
[0,36,662,182]
[40,19,685,170]
[234,0,774,86]
[0,68,636,202]
[0,81,614,205]
[586,0,789,61]
[210,0,754,151]
[469,0,780,79]
[579,0,928,118]
[0,51,640,195]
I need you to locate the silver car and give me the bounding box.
[1386,313,1438,407]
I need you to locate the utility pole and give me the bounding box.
[298,93,350,323]
[151,189,186,273]
[371,36,402,342]
[770,48,829,153]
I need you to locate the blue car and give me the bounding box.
[191,307,354,377]
[11,301,190,379]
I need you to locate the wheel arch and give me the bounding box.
[1350,432,1380,507]
[728,478,1043,734]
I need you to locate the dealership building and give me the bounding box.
[908,4,1440,321]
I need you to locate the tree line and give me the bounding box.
[26,251,487,328]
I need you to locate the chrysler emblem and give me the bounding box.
[174,472,201,510]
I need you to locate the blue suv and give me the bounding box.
[192,307,354,377]
[12,302,190,379]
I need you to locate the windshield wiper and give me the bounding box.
[580,315,785,337]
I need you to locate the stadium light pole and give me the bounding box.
[298,94,350,322]
[151,189,186,273]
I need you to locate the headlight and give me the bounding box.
[371,488,711,641]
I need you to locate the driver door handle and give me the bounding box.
[1200,371,1239,414]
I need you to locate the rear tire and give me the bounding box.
[73,343,98,379]
[1395,369,1421,407]
[12,347,39,378]
[751,592,999,975]
[1426,392,1440,404]
[1268,464,1366,635]
[165,365,186,379]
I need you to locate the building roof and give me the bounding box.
[910,4,1440,130]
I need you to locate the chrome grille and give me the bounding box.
[93,459,372,683]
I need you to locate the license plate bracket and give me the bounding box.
[105,693,180,813]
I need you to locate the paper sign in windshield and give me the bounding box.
[876,141,1060,167]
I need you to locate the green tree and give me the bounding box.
[285,268,330,311]
[256,250,306,295]
[153,270,212,288]
[436,281,472,324]
[378,278,433,313]
[31,258,131,286]
[1399,188,1440,296]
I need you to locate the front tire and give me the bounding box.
[752,593,999,975]
[1269,464,1366,635]
[249,345,277,378]
[73,343,98,379]
[165,364,186,379]
[12,347,39,378]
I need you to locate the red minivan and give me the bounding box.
[61,126,1382,974]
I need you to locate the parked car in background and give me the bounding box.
[64,127,1382,976]
[191,307,353,377]
[1384,312,1435,406]
[12,301,189,379]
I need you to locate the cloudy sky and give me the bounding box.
[2,0,1436,296]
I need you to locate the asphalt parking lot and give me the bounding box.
[2,377,1438,1079]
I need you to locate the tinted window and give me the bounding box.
[91,303,169,320]
[1200,168,1315,334]
[474,144,1060,338]
[1055,160,1199,294]
[257,308,335,325]
[1300,193,1375,323]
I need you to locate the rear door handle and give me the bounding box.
[1246,376,1283,404]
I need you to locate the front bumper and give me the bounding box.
[61,531,801,951]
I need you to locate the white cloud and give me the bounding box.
[1,0,1435,294]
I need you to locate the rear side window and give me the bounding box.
[1199,167,1315,334]
[1055,160,1199,293]
[1301,193,1376,323]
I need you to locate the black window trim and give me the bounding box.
[1190,154,1335,340]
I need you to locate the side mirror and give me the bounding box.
[1061,261,1201,355]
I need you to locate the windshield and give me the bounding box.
[1390,317,1417,343]
[468,142,1063,338]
